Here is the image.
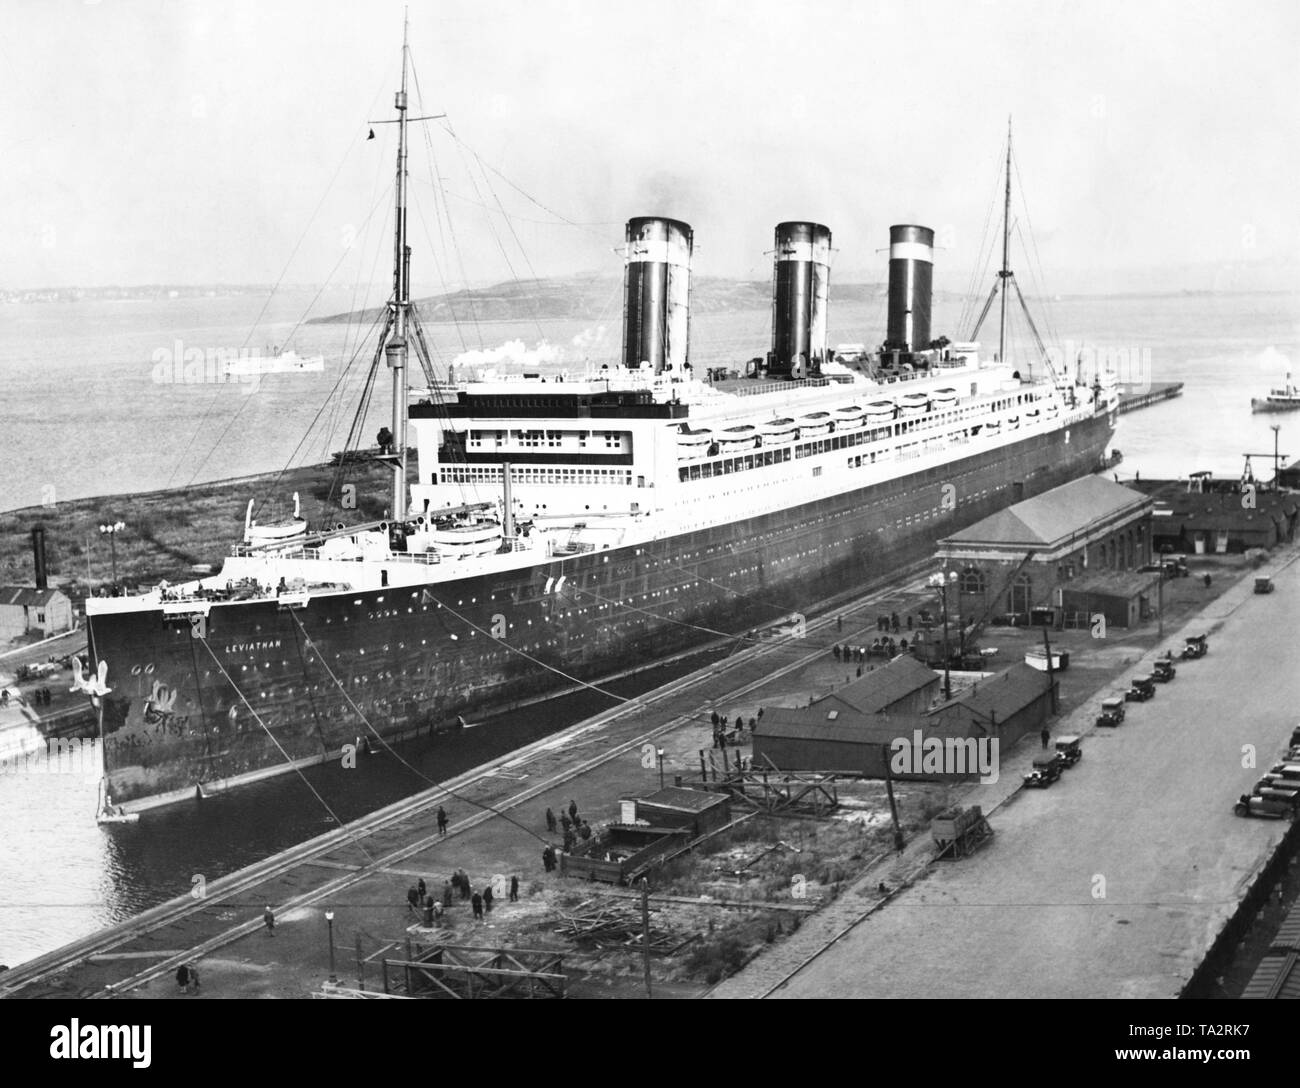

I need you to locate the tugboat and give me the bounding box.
[1251,372,1300,412]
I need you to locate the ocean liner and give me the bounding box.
[82,39,1117,812]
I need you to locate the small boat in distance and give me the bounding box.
[1252,372,1300,412]
[222,348,325,377]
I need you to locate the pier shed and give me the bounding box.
[1057,570,1161,629]
[1133,477,1299,553]
[936,476,1153,620]
[926,662,1057,750]
[753,656,941,773]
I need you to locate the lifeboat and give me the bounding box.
[717,424,761,450]
[897,392,930,415]
[983,420,1002,437]
[865,399,896,422]
[244,494,307,546]
[931,387,959,407]
[677,425,713,460]
[761,417,799,443]
[429,516,504,558]
[834,404,865,430]
[798,411,833,437]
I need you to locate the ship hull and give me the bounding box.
[90,413,1113,810]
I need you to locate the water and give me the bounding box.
[0,286,1298,968]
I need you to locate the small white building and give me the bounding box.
[0,587,74,642]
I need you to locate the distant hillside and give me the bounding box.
[307,276,922,325]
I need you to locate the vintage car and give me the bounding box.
[1255,576,1275,594]
[1125,675,1157,702]
[1054,735,1082,767]
[1181,634,1209,660]
[1235,793,1295,819]
[1152,659,1177,683]
[1023,752,1065,789]
[1096,697,1127,727]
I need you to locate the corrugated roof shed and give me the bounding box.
[0,586,64,607]
[834,655,939,714]
[930,662,1053,723]
[943,476,1149,548]
[759,706,875,744]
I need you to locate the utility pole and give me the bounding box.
[882,744,905,851]
[640,876,653,999]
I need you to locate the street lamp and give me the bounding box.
[324,910,337,984]
[1272,425,1281,488]
[929,570,959,700]
[656,747,665,791]
[98,521,125,590]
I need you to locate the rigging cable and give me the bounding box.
[196,637,378,865]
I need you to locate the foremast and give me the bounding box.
[385,15,412,522]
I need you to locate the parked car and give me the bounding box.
[1096,697,1127,727]
[1055,736,1082,767]
[1255,576,1275,594]
[1125,675,1157,702]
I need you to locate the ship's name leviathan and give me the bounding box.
[225,639,282,653]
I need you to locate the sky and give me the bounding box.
[3,0,1299,294]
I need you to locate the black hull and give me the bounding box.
[89,414,1113,806]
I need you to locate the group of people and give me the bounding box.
[28,687,54,706]
[833,636,912,664]
[544,799,592,853]
[709,709,758,748]
[407,870,520,925]
[876,612,908,633]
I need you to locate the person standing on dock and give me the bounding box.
[510,875,519,902]
[471,891,484,921]
[407,885,420,914]
[560,811,572,833]
[442,880,453,909]
[1040,727,1050,749]
[568,799,579,823]
[483,885,494,913]
[417,877,427,902]
[263,906,275,936]
[437,806,448,837]
[545,807,557,833]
